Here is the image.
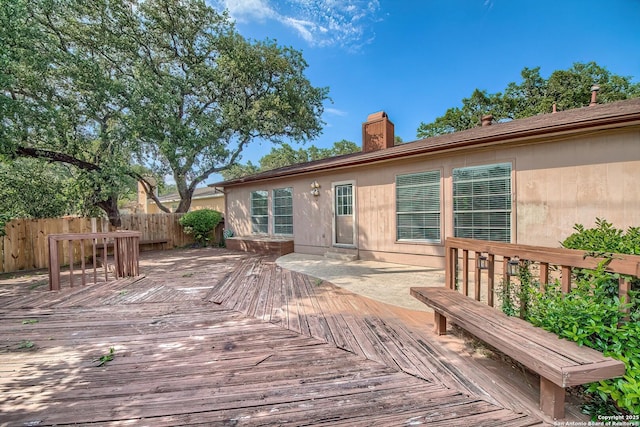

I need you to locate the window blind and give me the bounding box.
[453,163,511,242]
[396,170,441,242]
[250,190,268,234]
[273,187,293,235]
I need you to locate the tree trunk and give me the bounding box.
[97,196,121,228]
[175,180,195,213]
[176,197,192,213]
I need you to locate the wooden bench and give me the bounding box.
[100,239,169,251]
[410,286,626,419]
[225,236,294,256]
[139,239,169,250]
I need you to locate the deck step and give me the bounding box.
[324,251,358,261]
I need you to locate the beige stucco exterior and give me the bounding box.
[224,125,640,268]
[144,194,225,214]
[137,183,225,214]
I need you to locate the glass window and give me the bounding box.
[335,184,353,216]
[250,190,268,234]
[396,170,441,242]
[453,163,512,242]
[273,187,293,235]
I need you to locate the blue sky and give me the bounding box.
[208,0,640,171]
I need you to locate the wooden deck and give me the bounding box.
[0,248,545,426]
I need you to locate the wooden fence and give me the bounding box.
[0,214,223,274]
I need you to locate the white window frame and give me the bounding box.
[452,162,512,242]
[272,187,293,235]
[250,190,269,234]
[395,170,441,243]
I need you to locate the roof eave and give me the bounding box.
[214,107,640,188]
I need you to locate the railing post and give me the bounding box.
[561,266,572,294]
[451,248,458,290]
[619,277,631,316]
[133,235,140,276]
[102,239,108,282]
[539,262,549,292]
[487,254,495,307]
[48,236,60,291]
[113,236,121,278]
[462,250,469,297]
[92,237,98,284]
[68,239,74,288]
[80,239,86,287]
[445,241,457,290]
[474,252,482,301]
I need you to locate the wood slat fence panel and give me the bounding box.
[0,214,223,274]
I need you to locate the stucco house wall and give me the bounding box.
[220,99,640,267]
[514,129,640,244]
[138,184,225,214]
[145,194,225,214]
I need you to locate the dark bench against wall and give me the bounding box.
[225,236,294,256]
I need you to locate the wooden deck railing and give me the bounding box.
[47,231,142,291]
[445,237,640,310]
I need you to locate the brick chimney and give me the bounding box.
[481,114,493,127]
[589,84,600,107]
[362,111,394,152]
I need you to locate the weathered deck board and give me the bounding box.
[1,249,545,426]
[206,254,572,422]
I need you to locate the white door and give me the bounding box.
[333,182,355,247]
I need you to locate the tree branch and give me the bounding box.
[128,171,172,213]
[15,146,101,172]
[191,136,250,183]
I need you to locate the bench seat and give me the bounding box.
[410,286,625,419]
[95,239,169,253]
[225,236,294,256]
[139,239,168,248]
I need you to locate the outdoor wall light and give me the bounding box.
[477,255,488,270]
[310,181,321,197]
[507,257,520,276]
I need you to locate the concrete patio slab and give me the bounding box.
[276,253,445,312]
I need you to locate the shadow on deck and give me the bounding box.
[0,248,552,425]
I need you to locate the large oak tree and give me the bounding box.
[1,0,328,225]
[417,62,640,138]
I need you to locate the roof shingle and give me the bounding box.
[214,98,640,187]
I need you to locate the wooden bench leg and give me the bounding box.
[540,377,565,419]
[433,312,447,335]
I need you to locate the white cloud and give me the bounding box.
[325,107,348,116]
[281,16,316,43]
[213,0,381,50]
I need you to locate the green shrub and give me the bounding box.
[178,209,222,246]
[527,261,639,416]
[497,278,518,317]
[562,217,640,256]
[524,219,640,417]
[497,260,537,319]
